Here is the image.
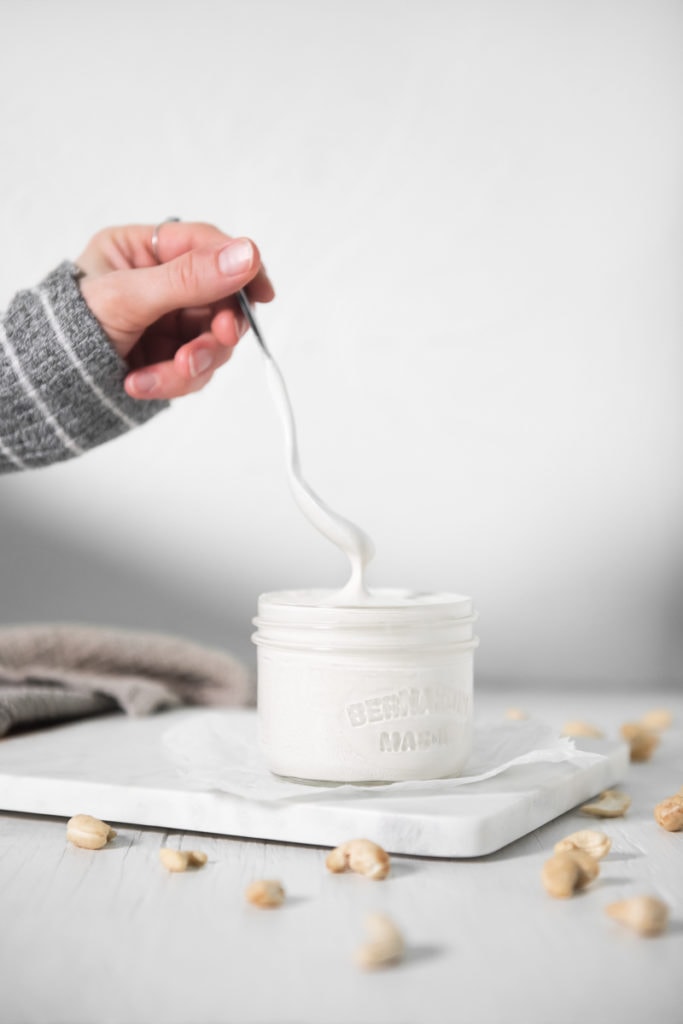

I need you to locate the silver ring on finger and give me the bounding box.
[151,216,181,263]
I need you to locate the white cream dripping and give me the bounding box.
[263,354,374,605]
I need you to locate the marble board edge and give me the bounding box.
[0,741,631,859]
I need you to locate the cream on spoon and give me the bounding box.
[238,292,374,604]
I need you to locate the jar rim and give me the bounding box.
[256,588,474,626]
[252,631,480,654]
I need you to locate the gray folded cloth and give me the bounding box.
[0,623,254,737]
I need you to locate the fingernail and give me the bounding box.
[130,370,159,394]
[189,348,213,377]
[218,238,254,275]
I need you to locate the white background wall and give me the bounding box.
[0,0,681,690]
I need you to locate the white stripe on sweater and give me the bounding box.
[0,434,28,470]
[0,318,83,456]
[34,288,138,430]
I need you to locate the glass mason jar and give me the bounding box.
[252,589,479,783]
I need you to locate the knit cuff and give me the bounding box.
[0,261,169,472]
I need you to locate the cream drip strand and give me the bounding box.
[263,356,374,604]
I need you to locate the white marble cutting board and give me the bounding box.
[0,709,629,857]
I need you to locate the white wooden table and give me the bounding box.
[0,691,680,1024]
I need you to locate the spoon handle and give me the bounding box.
[237,290,270,358]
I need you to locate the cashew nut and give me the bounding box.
[159,848,207,872]
[354,913,405,969]
[505,708,528,720]
[580,790,631,818]
[245,879,285,908]
[561,720,604,739]
[542,850,600,899]
[326,839,390,880]
[554,829,612,860]
[605,896,669,936]
[654,794,683,832]
[66,814,117,850]
[640,708,673,731]
[620,723,659,763]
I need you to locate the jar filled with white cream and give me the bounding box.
[253,589,478,783]
[244,294,479,784]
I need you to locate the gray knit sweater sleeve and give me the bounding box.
[0,261,168,473]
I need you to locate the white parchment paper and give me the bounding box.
[162,711,605,801]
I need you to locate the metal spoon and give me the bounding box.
[237,290,271,358]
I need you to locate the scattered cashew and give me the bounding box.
[354,913,405,969]
[554,830,612,860]
[561,720,604,739]
[580,790,631,818]
[567,851,601,891]
[640,709,673,732]
[542,853,581,899]
[620,723,659,763]
[326,839,390,880]
[542,850,599,899]
[66,814,117,850]
[605,896,669,937]
[654,795,683,832]
[159,848,207,872]
[505,708,528,720]
[245,879,285,908]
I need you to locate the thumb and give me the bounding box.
[117,237,259,327]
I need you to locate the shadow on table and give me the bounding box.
[403,944,446,967]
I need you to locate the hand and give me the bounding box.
[76,221,275,400]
